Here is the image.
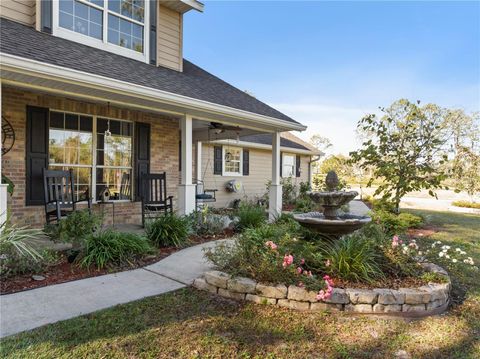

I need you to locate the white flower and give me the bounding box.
[418,251,423,255]
[456,248,461,252]
[452,259,458,263]
[436,241,442,244]
[439,252,445,257]
[445,254,450,259]
[442,249,448,253]
[431,244,436,248]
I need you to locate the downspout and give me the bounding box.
[308,155,322,188]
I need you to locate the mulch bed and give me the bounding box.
[0,229,233,295]
[334,275,431,291]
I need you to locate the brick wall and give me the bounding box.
[1,86,180,227]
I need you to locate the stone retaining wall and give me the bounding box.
[193,263,451,318]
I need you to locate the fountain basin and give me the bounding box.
[293,212,372,236]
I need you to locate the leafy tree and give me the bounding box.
[445,110,480,201]
[350,99,448,213]
[309,134,332,154]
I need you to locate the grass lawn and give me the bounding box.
[1,210,479,358]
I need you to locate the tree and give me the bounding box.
[309,134,332,154]
[350,99,448,213]
[445,110,480,201]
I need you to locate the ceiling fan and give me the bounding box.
[209,122,242,134]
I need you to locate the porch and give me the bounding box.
[0,85,295,228]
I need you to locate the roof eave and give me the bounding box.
[0,53,306,132]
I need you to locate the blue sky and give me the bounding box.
[184,1,480,154]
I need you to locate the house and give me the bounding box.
[198,133,321,208]
[0,0,307,227]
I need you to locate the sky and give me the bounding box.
[183,1,480,155]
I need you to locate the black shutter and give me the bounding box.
[149,0,157,65]
[26,106,49,206]
[134,122,150,201]
[280,152,283,178]
[179,140,182,172]
[41,0,53,33]
[213,146,222,175]
[242,149,249,176]
[296,155,301,177]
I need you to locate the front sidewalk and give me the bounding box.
[0,240,228,338]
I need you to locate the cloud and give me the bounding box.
[270,103,374,155]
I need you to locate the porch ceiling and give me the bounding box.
[1,55,304,134]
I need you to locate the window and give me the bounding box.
[48,111,133,202]
[223,146,242,176]
[282,153,296,178]
[55,0,148,61]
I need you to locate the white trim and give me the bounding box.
[0,53,307,132]
[52,0,149,63]
[222,145,243,177]
[210,139,319,156]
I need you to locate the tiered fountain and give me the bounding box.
[293,171,371,237]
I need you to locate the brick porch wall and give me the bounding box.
[1,86,180,227]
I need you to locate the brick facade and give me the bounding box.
[1,86,180,227]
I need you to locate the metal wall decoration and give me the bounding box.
[2,116,15,155]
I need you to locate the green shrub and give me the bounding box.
[190,207,226,236]
[236,202,267,231]
[0,221,58,278]
[371,210,423,235]
[293,195,317,213]
[363,196,396,212]
[45,209,102,248]
[79,230,154,269]
[146,213,191,247]
[452,200,480,209]
[318,234,385,283]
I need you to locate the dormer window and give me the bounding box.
[54,0,149,62]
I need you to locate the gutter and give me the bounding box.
[209,139,318,155]
[0,53,307,132]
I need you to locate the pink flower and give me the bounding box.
[325,259,331,267]
[303,270,313,277]
[317,275,335,301]
[392,235,400,248]
[300,258,305,265]
[297,267,303,274]
[265,241,277,250]
[282,254,294,268]
[297,281,304,288]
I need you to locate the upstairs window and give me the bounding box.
[55,0,149,62]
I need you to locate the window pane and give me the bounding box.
[60,0,103,40]
[49,166,92,202]
[88,0,104,6]
[60,0,74,14]
[75,1,89,20]
[108,13,119,30]
[89,6,102,25]
[108,28,119,45]
[121,0,132,18]
[80,116,93,132]
[108,0,120,13]
[96,168,131,201]
[65,113,78,130]
[132,23,142,38]
[59,12,74,30]
[120,18,132,35]
[50,112,64,129]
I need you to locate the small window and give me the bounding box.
[282,153,296,178]
[223,146,242,176]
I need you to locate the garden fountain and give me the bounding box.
[293,171,371,237]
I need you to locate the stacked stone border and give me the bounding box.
[193,263,451,318]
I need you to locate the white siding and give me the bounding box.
[157,5,183,71]
[199,144,311,208]
[0,0,35,26]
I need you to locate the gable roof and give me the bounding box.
[0,18,300,126]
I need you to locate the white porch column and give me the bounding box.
[269,131,282,221]
[196,141,202,182]
[177,114,196,215]
[0,84,7,224]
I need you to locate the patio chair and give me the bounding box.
[194,179,217,209]
[141,172,173,226]
[43,168,91,224]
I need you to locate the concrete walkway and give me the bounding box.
[0,239,227,339]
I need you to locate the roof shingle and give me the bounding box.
[0,18,299,125]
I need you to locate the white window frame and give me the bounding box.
[48,109,134,204]
[222,145,243,177]
[282,153,296,178]
[52,0,150,63]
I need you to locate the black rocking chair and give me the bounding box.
[43,168,92,224]
[194,179,217,209]
[141,172,173,226]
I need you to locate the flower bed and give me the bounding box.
[194,261,451,317]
